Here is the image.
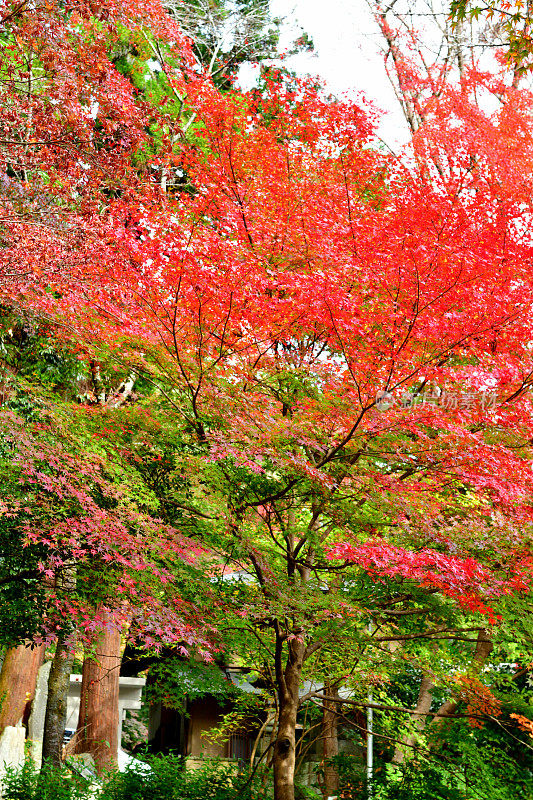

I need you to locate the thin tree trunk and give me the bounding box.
[390,629,494,766]
[249,708,275,772]
[74,612,121,772]
[260,708,279,792]
[432,627,493,726]
[42,566,77,766]
[42,630,76,766]
[322,683,339,798]
[392,674,434,765]
[0,641,45,736]
[273,638,305,800]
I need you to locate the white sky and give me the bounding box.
[268,0,409,145]
[266,1,525,147]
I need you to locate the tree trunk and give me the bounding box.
[432,628,493,727]
[74,614,121,772]
[273,639,305,800]
[0,641,45,735]
[322,684,339,798]
[42,630,76,766]
[393,628,495,765]
[42,567,77,766]
[392,674,434,765]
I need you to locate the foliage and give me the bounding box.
[373,716,533,800]
[121,711,148,752]
[451,0,533,72]
[32,39,533,794]
[2,0,533,795]
[100,756,261,800]
[145,659,238,709]
[0,309,208,649]
[2,760,86,800]
[164,0,283,88]
[2,757,263,800]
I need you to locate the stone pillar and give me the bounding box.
[27,661,52,767]
[0,723,26,783]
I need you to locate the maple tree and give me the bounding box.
[0,0,215,745]
[450,0,533,71]
[371,0,533,137]
[0,390,204,644]
[0,0,200,301]
[0,312,211,768]
[1,0,533,794]
[25,61,533,797]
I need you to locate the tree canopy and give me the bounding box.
[0,0,533,797]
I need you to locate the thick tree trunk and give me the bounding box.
[74,615,121,772]
[273,693,299,800]
[42,630,76,766]
[0,641,45,735]
[273,639,305,800]
[322,684,339,798]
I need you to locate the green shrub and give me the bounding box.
[372,719,533,800]
[99,756,260,800]
[2,760,86,800]
[2,755,261,800]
